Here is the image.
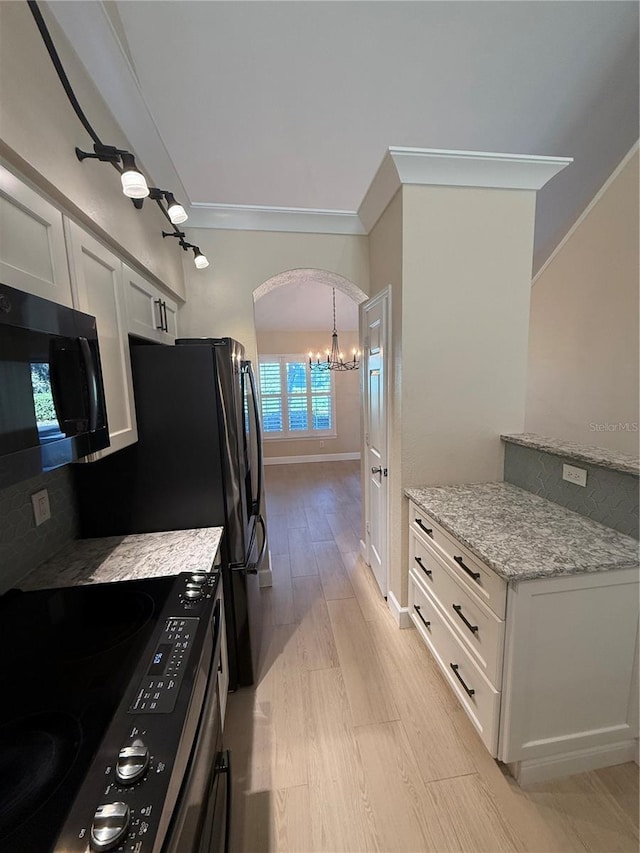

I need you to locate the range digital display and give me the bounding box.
[148,643,172,676]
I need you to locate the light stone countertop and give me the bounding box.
[19,527,224,591]
[501,433,639,476]
[405,482,639,582]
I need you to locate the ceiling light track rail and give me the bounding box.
[26,0,208,270]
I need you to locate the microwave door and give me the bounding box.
[49,337,105,437]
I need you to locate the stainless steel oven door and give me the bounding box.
[162,586,231,853]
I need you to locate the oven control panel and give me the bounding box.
[129,617,198,714]
[54,571,221,853]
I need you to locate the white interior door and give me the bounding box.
[362,289,389,597]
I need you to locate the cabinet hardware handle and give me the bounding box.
[452,604,479,634]
[413,604,430,629]
[453,555,480,581]
[450,663,475,697]
[415,518,434,538]
[414,556,432,578]
[154,298,164,330]
[162,301,169,332]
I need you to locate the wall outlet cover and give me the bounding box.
[562,463,587,487]
[31,488,51,526]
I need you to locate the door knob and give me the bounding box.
[371,466,382,475]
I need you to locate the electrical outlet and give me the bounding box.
[562,464,587,487]
[31,488,51,526]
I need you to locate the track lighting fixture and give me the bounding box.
[28,0,209,270]
[149,188,188,225]
[193,249,209,269]
[164,192,188,225]
[75,145,150,199]
[162,231,210,270]
[120,152,150,199]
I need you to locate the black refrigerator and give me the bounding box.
[73,337,267,690]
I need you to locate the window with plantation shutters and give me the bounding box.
[258,355,336,439]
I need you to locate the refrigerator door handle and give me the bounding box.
[242,359,263,516]
[238,514,267,575]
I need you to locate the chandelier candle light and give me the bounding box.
[309,289,360,371]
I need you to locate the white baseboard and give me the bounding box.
[507,740,638,786]
[264,452,360,465]
[388,590,412,629]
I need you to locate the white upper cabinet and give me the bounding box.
[0,164,73,305]
[65,220,138,458]
[123,264,178,344]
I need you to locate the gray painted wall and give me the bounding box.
[0,466,78,592]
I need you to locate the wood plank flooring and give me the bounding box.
[224,461,639,853]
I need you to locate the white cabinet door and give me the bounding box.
[65,221,137,458]
[124,264,178,344]
[499,569,639,768]
[0,164,73,305]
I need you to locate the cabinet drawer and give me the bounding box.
[410,501,506,619]
[409,574,500,756]
[409,537,504,687]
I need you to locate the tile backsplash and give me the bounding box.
[504,443,639,539]
[0,466,78,592]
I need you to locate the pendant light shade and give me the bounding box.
[120,151,149,199]
[193,249,209,269]
[165,192,188,225]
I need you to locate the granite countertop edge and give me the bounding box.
[500,433,640,477]
[19,527,225,591]
[405,484,639,583]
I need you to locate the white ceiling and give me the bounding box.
[49,1,638,278]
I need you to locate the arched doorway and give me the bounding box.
[253,268,367,466]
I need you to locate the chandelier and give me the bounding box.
[309,289,360,371]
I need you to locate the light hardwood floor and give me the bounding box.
[225,461,639,853]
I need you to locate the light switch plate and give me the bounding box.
[562,464,587,487]
[31,488,51,526]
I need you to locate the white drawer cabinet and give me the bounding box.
[410,504,506,618]
[408,499,639,785]
[65,221,138,459]
[0,164,72,306]
[410,568,501,753]
[409,529,505,685]
[124,264,178,344]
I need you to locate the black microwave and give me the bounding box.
[0,284,109,488]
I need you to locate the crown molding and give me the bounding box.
[359,147,573,232]
[187,203,366,235]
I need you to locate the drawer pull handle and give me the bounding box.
[453,555,480,581]
[415,518,434,538]
[414,556,432,578]
[450,663,475,697]
[452,604,479,634]
[413,604,431,629]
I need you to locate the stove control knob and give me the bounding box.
[115,738,149,785]
[190,573,207,584]
[90,802,130,851]
[184,583,203,600]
